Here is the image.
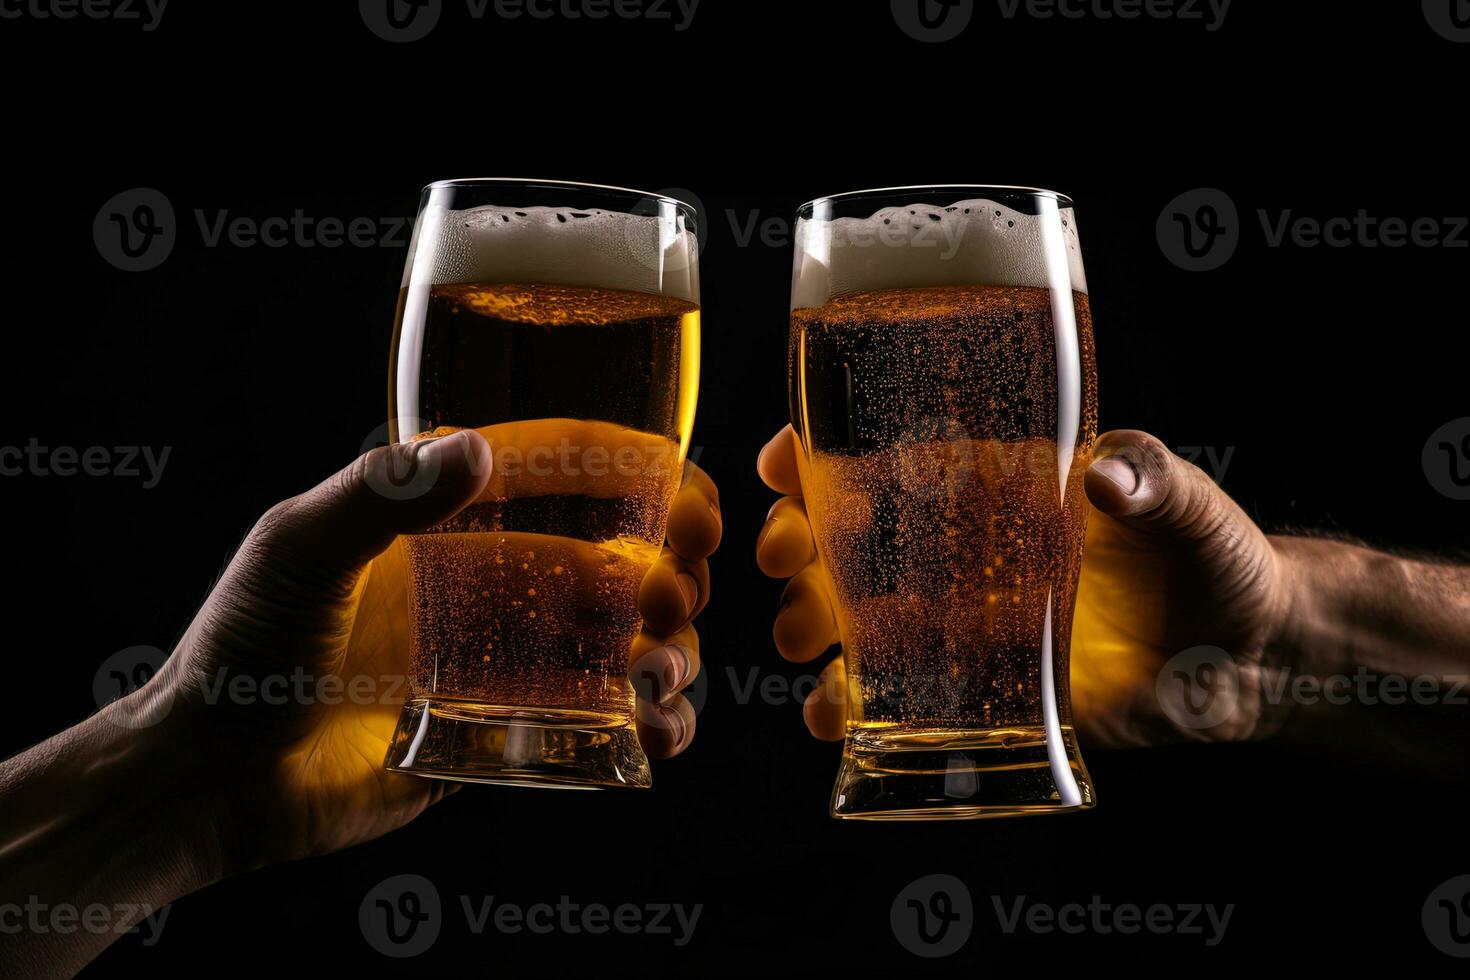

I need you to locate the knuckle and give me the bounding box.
[250,495,304,549]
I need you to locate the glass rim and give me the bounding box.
[799,183,1073,215]
[421,177,699,217]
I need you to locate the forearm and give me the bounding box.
[0,695,221,978]
[1273,535,1470,683]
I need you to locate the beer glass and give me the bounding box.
[789,186,1096,819]
[384,179,699,789]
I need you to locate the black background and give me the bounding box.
[2,1,1469,976]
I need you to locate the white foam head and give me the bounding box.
[791,197,1085,310]
[404,203,699,303]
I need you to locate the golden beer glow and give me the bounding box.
[390,283,699,722]
[791,284,1097,735]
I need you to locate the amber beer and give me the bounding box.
[383,181,699,789]
[790,188,1097,819]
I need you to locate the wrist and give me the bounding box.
[0,692,226,977]
[1264,535,1315,673]
[89,689,229,899]
[1266,534,1398,679]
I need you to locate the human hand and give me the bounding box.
[754,425,1294,749]
[143,429,719,877]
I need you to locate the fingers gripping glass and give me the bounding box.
[789,185,1097,819]
[383,178,700,789]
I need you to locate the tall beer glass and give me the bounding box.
[384,179,699,789]
[789,186,1096,819]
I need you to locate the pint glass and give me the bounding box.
[384,179,699,789]
[789,186,1097,819]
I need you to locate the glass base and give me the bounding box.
[384,698,651,790]
[831,725,1095,820]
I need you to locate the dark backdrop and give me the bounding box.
[2,2,1468,976]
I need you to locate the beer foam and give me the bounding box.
[404,204,699,303]
[791,198,1086,310]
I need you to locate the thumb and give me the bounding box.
[247,429,493,589]
[1083,430,1228,544]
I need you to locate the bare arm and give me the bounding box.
[1,431,720,977]
[758,424,1470,754]
[0,700,217,977]
[1277,536,1470,683]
